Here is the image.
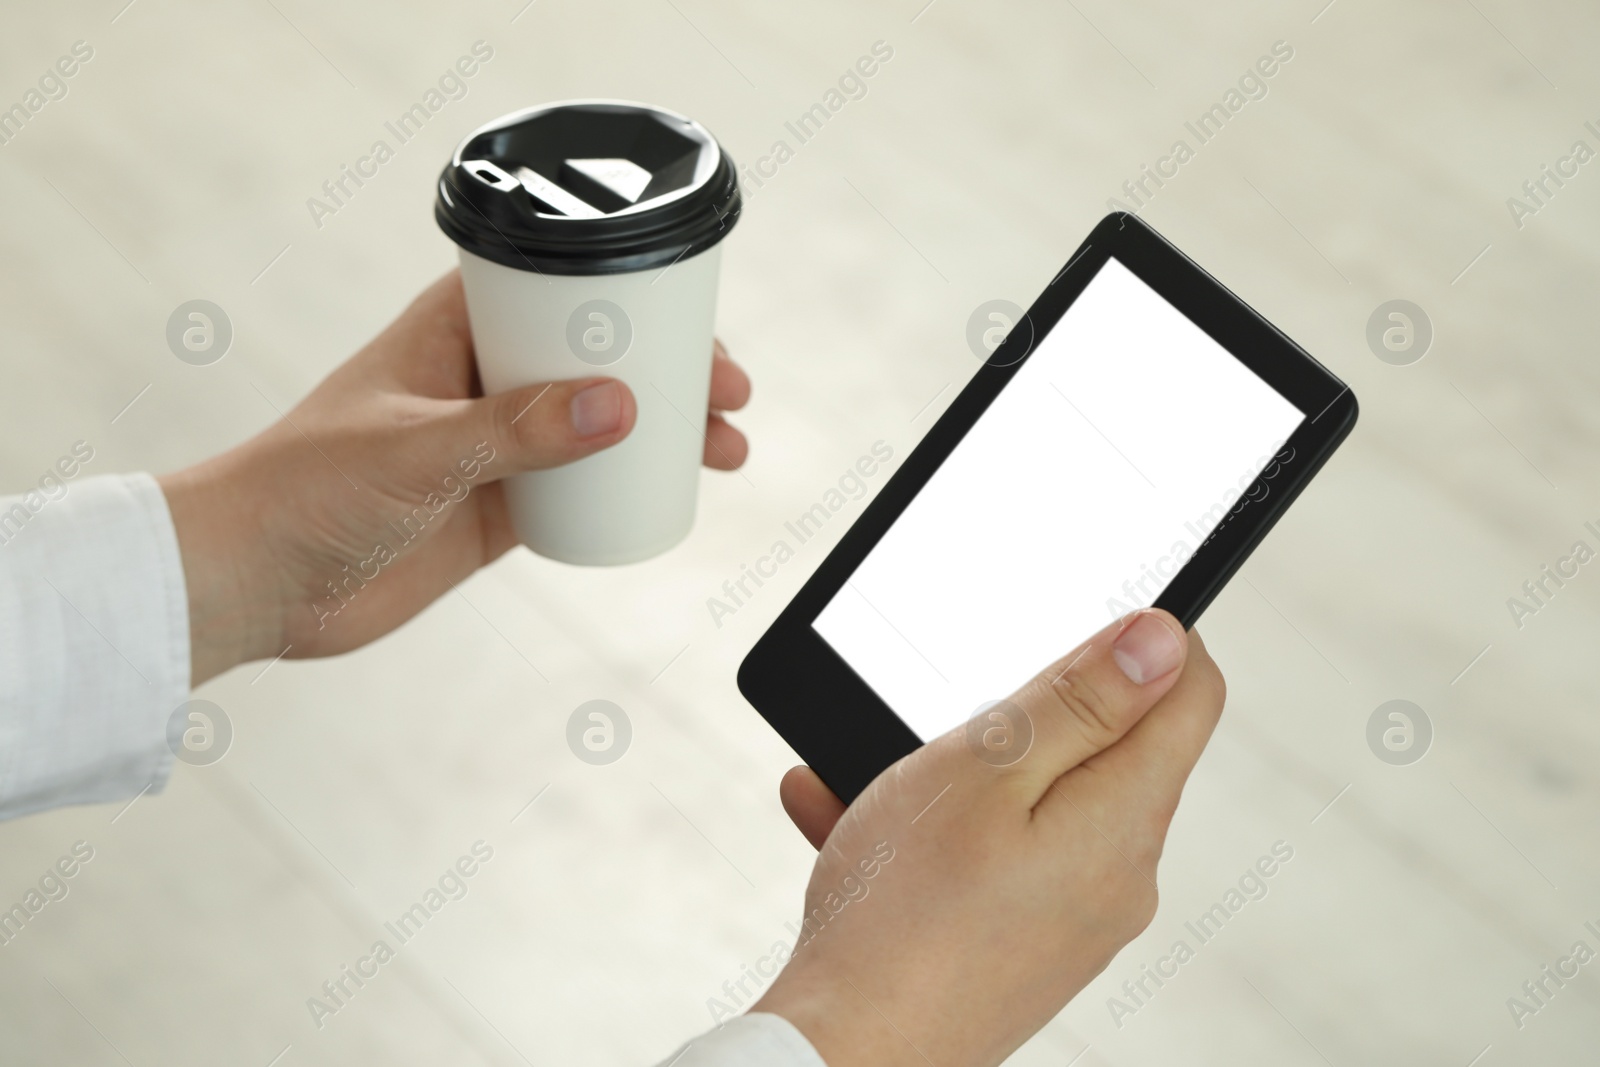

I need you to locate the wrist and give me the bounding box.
[755,975,928,1067]
[158,453,286,685]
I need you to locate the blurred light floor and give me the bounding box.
[2,0,1600,1064]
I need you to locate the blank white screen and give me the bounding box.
[812,258,1304,741]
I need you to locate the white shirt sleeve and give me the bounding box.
[654,1014,826,1067]
[0,476,820,1064]
[0,472,190,820]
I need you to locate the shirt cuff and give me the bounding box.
[0,472,191,820]
[654,1013,826,1067]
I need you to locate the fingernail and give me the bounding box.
[1112,612,1183,685]
[570,382,622,437]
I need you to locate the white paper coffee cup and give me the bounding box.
[436,100,741,565]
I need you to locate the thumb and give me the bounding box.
[462,377,637,478]
[984,609,1188,803]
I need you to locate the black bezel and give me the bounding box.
[738,212,1358,803]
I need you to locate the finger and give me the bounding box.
[703,412,748,470]
[1056,630,1226,832]
[779,766,847,850]
[362,271,477,398]
[450,377,637,479]
[391,269,469,344]
[996,609,1188,803]
[709,342,751,412]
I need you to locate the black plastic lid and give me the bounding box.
[435,100,741,276]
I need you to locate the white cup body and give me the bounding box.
[458,246,721,565]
